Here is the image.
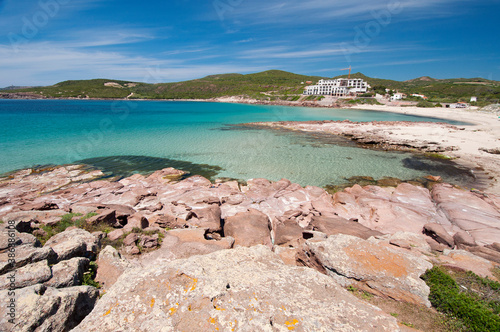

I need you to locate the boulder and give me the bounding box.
[89,204,136,225]
[139,234,159,249]
[123,213,149,232]
[0,260,52,290]
[73,246,400,331]
[44,257,89,288]
[0,230,39,251]
[223,209,272,247]
[309,216,383,240]
[107,229,125,242]
[95,246,132,290]
[274,219,304,246]
[274,246,300,266]
[0,284,98,332]
[423,223,454,247]
[242,178,274,203]
[44,228,100,262]
[307,234,433,306]
[453,231,477,248]
[148,214,187,229]
[123,233,138,247]
[426,237,448,252]
[146,167,186,183]
[187,205,222,232]
[172,175,212,190]
[0,245,56,275]
[128,245,140,255]
[86,209,118,227]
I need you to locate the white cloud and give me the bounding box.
[237,43,417,60]
[0,42,267,86]
[216,0,474,25]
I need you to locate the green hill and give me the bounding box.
[6,70,500,105]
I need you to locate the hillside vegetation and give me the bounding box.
[337,73,500,105]
[3,70,500,105]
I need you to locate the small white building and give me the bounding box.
[303,78,370,97]
[470,96,477,102]
[449,102,469,109]
[411,94,428,99]
[390,93,406,101]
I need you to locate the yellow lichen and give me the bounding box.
[150,298,155,308]
[103,302,119,317]
[168,303,179,316]
[285,319,299,330]
[208,316,221,331]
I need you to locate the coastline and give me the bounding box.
[2,96,499,192]
[242,106,500,194]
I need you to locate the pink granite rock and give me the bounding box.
[224,209,272,248]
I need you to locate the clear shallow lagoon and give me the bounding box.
[0,99,471,187]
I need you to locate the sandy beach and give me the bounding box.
[246,104,500,194]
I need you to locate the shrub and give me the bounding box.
[416,100,435,108]
[35,212,100,245]
[82,261,101,288]
[422,266,500,332]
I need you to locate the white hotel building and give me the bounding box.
[303,78,370,97]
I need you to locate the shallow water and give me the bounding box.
[0,99,472,187]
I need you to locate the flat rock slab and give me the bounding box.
[309,216,383,240]
[0,245,56,275]
[307,234,433,307]
[438,249,499,280]
[74,246,400,332]
[331,184,451,235]
[0,260,52,290]
[0,284,98,332]
[141,228,234,262]
[432,184,500,245]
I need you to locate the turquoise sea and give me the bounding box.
[0,99,472,187]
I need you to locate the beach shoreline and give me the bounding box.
[241,105,500,193]
[2,96,499,192]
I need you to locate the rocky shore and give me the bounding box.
[245,118,500,194]
[1,164,499,331]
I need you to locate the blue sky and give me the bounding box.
[0,0,499,86]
